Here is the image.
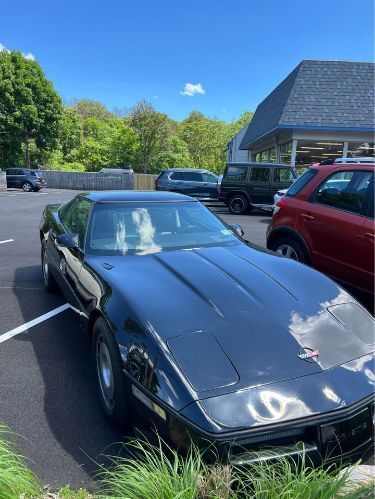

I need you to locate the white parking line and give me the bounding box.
[0,239,14,245]
[0,303,70,344]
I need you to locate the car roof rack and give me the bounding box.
[334,157,375,164]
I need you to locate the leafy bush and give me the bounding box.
[0,424,41,499]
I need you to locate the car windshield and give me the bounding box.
[87,201,238,255]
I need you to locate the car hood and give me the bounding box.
[87,244,374,394]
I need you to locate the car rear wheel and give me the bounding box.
[228,194,250,215]
[41,242,58,292]
[22,181,33,192]
[271,237,306,263]
[93,317,131,431]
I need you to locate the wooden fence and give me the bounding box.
[41,170,159,191]
[134,174,157,190]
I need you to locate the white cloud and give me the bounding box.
[0,43,10,53]
[0,42,35,60]
[23,52,35,61]
[180,82,205,97]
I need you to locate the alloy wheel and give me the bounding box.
[276,244,299,260]
[96,336,115,411]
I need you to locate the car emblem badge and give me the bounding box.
[298,347,319,363]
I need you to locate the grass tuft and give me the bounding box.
[0,423,41,499]
[98,438,236,498]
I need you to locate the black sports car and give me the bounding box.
[40,191,375,465]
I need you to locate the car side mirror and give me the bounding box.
[56,233,79,249]
[230,224,244,237]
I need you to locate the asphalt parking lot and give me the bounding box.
[0,188,372,491]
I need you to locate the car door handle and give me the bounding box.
[301,213,314,220]
[252,187,264,190]
[364,232,374,239]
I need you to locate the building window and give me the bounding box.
[295,140,343,167]
[269,148,276,163]
[260,151,268,162]
[280,142,292,164]
[347,142,375,158]
[254,153,261,162]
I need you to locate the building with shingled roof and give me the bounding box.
[227,60,374,167]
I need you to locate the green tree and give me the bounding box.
[71,99,113,122]
[108,120,139,168]
[0,50,62,168]
[59,107,83,156]
[73,137,110,171]
[128,101,171,173]
[150,136,192,173]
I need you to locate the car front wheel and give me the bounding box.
[228,194,249,215]
[271,237,306,263]
[93,317,131,431]
[41,242,58,292]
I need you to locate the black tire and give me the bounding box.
[41,241,58,292]
[270,236,307,263]
[22,181,33,192]
[228,193,249,215]
[92,317,132,431]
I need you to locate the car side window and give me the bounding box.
[250,168,270,182]
[14,169,25,175]
[225,166,247,181]
[5,169,13,175]
[273,168,294,183]
[202,173,217,183]
[186,171,203,182]
[314,170,372,215]
[63,198,92,247]
[170,172,185,181]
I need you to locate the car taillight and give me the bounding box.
[155,180,161,187]
[276,200,287,208]
[273,199,287,215]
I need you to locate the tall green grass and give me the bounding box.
[0,424,41,499]
[98,437,372,499]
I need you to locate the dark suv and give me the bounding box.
[155,168,219,198]
[5,168,47,192]
[219,163,297,214]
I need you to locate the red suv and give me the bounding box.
[267,161,374,294]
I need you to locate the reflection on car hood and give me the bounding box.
[87,243,374,394]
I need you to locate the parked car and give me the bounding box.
[155,168,219,198]
[219,163,298,214]
[40,190,374,466]
[5,168,47,192]
[267,160,374,294]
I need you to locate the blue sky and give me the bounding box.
[1,0,374,122]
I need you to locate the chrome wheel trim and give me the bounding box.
[96,336,115,410]
[230,196,245,214]
[276,244,299,260]
[23,182,32,192]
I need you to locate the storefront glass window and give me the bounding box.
[347,142,375,158]
[260,151,268,162]
[280,142,292,164]
[295,140,343,167]
[269,148,276,163]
